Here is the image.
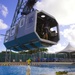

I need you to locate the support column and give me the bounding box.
[39,49,41,62]
[5,49,8,62]
[9,49,11,62]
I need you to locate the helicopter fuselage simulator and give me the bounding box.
[4,0,59,51]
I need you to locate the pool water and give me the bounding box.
[0,64,75,75]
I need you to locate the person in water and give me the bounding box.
[26,59,31,65]
[26,59,31,75]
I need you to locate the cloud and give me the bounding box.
[0,36,4,42]
[36,0,75,25]
[47,43,65,53]
[60,24,75,45]
[0,19,8,29]
[0,4,8,17]
[0,36,2,41]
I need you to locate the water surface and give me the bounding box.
[0,64,75,75]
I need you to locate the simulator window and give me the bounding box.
[10,26,16,36]
[19,17,25,27]
[36,11,59,42]
[4,30,10,43]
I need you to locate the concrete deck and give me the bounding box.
[0,62,74,66]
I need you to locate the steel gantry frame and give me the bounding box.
[11,0,38,27]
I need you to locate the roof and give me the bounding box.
[58,43,75,53]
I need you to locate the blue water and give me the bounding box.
[0,64,75,75]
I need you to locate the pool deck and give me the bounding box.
[0,62,75,66]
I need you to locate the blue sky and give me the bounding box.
[0,0,75,53]
[0,0,17,51]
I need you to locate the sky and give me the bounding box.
[0,0,75,53]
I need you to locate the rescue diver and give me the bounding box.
[26,59,31,75]
[26,59,31,65]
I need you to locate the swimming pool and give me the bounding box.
[0,64,75,75]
